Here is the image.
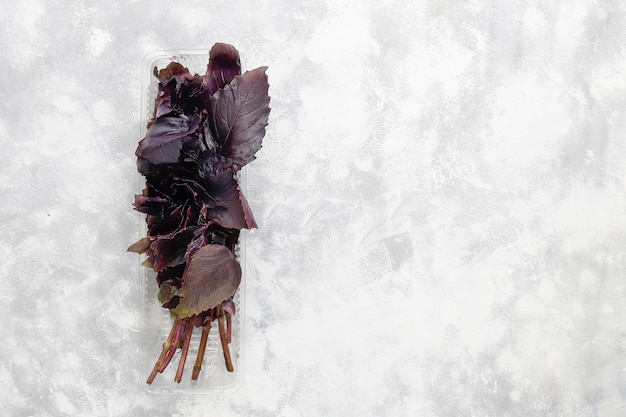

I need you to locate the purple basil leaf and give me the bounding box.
[144,227,197,271]
[168,174,219,209]
[137,114,201,164]
[220,299,236,316]
[239,189,257,229]
[132,194,169,214]
[159,75,207,117]
[136,156,152,174]
[147,204,185,237]
[188,120,235,176]
[197,149,234,176]
[153,63,203,117]
[202,171,256,229]
[184,231,207,263]
[180,130,208,163]
[208,67,270,170]
[155,265,185,287]
[127,236,151,254]
[155,62,191,80]
[203,223,241,248]
[205,43,241,95]
[170,244,242,318]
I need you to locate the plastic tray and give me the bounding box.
[137,50,246,394]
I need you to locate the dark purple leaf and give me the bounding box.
[201,171,256,229]
[137,114,201,164]
[147,204,185,237]
[184,232,207,263]
[132,194,169,214]
[144,168,219,212]
[205,43,241,95]
[155,265,185,287]
[209,67,270,171]
[144,227,197,271]
[153,63,207,118]
[182,120,235,176]
[157,76,207,117]
[170,244,241,318]
[239,189,257,229]
[136,156,151,174]
[206,223,240,246]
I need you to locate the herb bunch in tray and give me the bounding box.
[128,43,270,384]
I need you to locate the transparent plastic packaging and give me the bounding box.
[137,51,246,393]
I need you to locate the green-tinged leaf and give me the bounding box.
[127,237,151,253]
[157,280,178,304]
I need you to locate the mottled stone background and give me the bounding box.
[2,0,626,416]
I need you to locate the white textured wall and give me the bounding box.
[2,1,626,416]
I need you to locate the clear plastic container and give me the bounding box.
[137,50,246,394]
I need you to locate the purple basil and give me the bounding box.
[129,43,270,384]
